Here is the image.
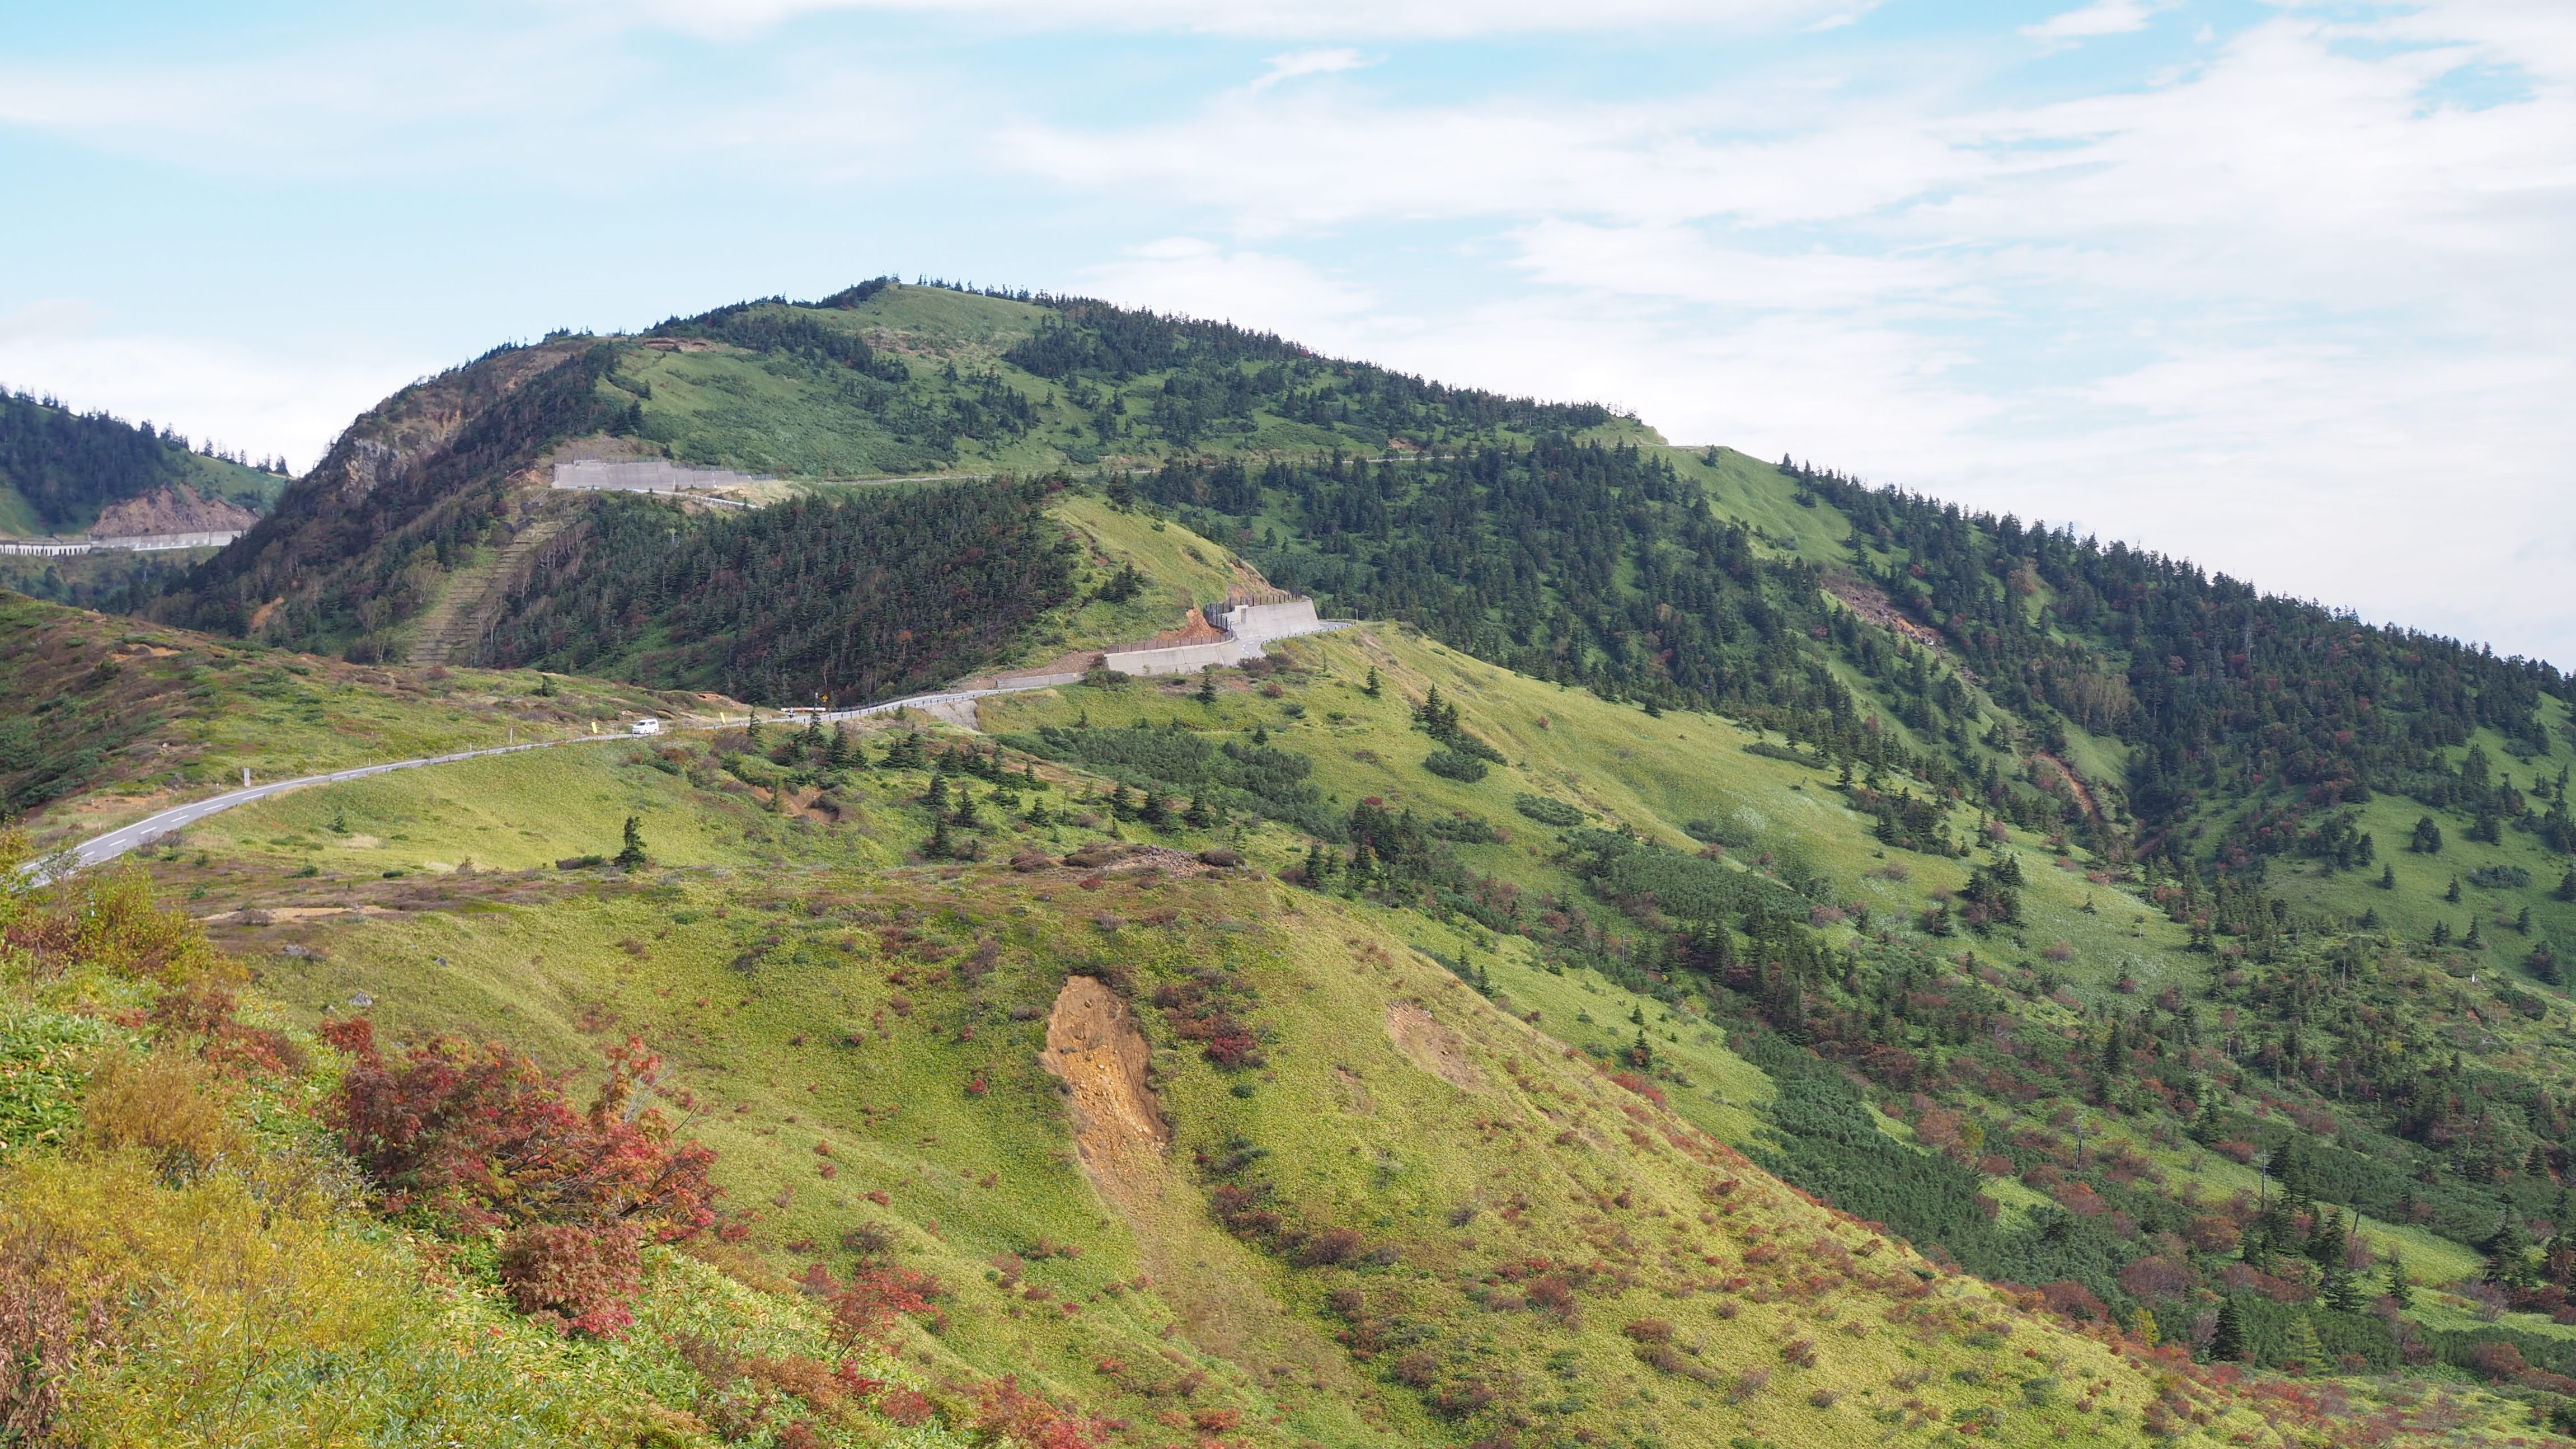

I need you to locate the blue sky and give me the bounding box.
[3,0,2570,662]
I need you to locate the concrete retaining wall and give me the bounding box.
[1101,639,1265,676]
[0,530,244,556]
[1207,598,1321,642]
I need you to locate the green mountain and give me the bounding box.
[0,387,287,537]
[8,279,2576,1447]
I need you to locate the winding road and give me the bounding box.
[53,736,630,880]
[47,616,1355,882]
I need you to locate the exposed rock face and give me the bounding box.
[1386,1001,1487,1091]
[88,484,256,539]
[1039,973,1168,1204]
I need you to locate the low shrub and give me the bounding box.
[320,1021,716,1239]
[1513,794,1584,828]
[1422,749,1489,783]
[498,1223,643,1338]
[81,1048,243,1176]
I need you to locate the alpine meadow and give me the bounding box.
[12,279,2576,1449]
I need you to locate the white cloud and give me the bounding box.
[1074,238,1381,339]
[585,0,1847,40]
[1248,48,1368,92]
[2021,0,2179,41]
[0,301,419,471]
[1507,220,1962,312]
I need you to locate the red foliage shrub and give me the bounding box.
[1606,1071,1668,1108]
[498,1223,642,1338]
[149,981,307,1078]
[1622,1319,1674,1344]
[1527,1276,1577,1316]
[0,1247,74,1445]
[2038,1280,2109,1323]
[1152,975,1266,1069]
[2468,1340,2527,1381]
[2185,1213,2244,1254]
[2218,1262,2314,1303]
[1298,1227,1364,1267]
[2053,1183,2108,1217]
[879,1387,936,1426]
[319,1020,716,1238]
[975,1375,1109,1448]
[828,1263,944,1345]
[2118,1255,2198,1301]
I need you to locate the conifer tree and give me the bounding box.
[2377,864,2396,890]
[2287,1313,2325,1370]
[2211,1296,2248,1361]
[1184,794,1213,829]
[1303,841,1335,888]
[2559,869,2576,903]
[2446,875,2462,904]
[2483,1212,2536,1288]
[614,815,648,870]
[2385,1251,2413,1310]
[827,725,856,770]
[1362,666,1381,697]
[1196,670,1217,706]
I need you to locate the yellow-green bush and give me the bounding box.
[0,1151,640,1447]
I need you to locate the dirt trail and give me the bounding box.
[1386,1002,1485,1091]
[1039,974,1169,1203]
[2032,751,2103,820]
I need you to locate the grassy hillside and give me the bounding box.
[6,583,2570,1444]
[0,590,697,842]
[59,736,2270,1449]
[622,285,1658,481]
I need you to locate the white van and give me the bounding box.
[630,717,663,736]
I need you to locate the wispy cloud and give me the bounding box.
[1248,48,1369,92]
[581,0,1850,39]
[2021,0,2181,41]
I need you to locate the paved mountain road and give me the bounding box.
[50,735,631,881]
[50,621,1354,880]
